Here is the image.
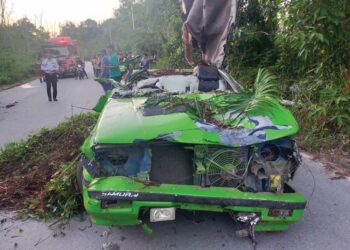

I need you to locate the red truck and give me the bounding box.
[39,36,80,78]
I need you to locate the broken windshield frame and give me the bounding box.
[218,69,242,93]
[111,69,242,99]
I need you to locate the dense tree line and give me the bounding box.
[59,0,182,61]
[226,0,349,150]
[0,18,49,84]
[0,1,49,84]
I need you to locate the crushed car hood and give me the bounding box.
[93,95,299,147]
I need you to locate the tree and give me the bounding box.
[60,22,78,38]
[0,0,7,25]
[226,0,279,83]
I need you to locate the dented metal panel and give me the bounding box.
[93,96,298,147]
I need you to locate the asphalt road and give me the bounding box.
[0,63,103,148]
[1,64,350,250]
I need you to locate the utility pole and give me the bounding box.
[131,4,135,30]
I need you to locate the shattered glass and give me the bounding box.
[96,147,151,179]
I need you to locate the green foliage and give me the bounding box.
[0,113,98,221]
[225,0,350,151]
[300,83,350,132]
[32,113,97,221]
[144,69,279,126]
[162,35,189,68]
[276,0,349,77]
[222,69,280,115]
[57,0,193,68]
[0,18,49,85]
[292,79,350,151]
[60,19,107,59]
[152,57,171,69]
[59,0,183,60]
[227,0,279,84]
[0,51,36,84]
[276,0,350,150]
[40,160,81,223]
[0,113,97,173]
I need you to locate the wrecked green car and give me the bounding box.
[78,67,306,235]
[78,0,306,238]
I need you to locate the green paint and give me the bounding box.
[83,177,305,231]
[141,224,153,234]
[81,88,305,232]
[92,90,113,113]
[92,95,298,146]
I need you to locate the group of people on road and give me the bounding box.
[91,44,122,82]
[91,44,125,93]
[92,47,157,78]
[41,45,158,101]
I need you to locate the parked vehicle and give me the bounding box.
[39,36,80,78]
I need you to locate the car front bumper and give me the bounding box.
[84,176,306,231]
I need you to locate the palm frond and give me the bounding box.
[142,69,280,127]
[226,68,280,114]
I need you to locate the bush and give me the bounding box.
[225,0,350,152]
[0,113,98,223]
[0,51,37,85]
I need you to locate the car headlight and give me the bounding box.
[150,207,176,222]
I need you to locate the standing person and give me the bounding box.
[41,51,59,102]
[100,49,109,78]
[100,49,112,93]
[95,53,102,77]
[151,50,158,62]
[118,51,124,62]
[126,51,133,60]
[76,57,89,79]
[107,44,122,82]
[140,53,150,70]
[91,55,97,76]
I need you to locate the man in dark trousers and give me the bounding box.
[41,51,59,101]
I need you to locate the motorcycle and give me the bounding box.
[75,64,85,80]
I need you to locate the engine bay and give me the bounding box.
[89,138,301,194]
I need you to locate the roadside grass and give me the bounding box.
[0,51,37,85]
[0,112,98,223]
[152,57,171,69]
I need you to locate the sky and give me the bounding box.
[8,0,120,31]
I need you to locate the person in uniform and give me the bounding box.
[41,51,59,101]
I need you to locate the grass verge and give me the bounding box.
[0,51,37,86]
[0,112,98,223]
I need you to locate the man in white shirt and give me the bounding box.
[41,51,59,101]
